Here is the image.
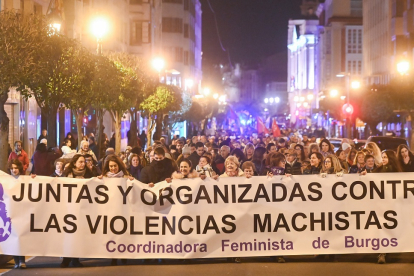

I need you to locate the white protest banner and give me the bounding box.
[0,172,413,259]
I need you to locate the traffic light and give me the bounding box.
[342,103,354,116]
[83,116,89,126]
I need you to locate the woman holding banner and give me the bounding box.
[99,155,133,266]
[371,150,401,264]
[303,152,323,175]
[322,154,346,176]
[60,154,95,268]
[348,151,366,174]
[8,159,27,269]
[172,159,199,179]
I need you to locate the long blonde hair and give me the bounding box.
[365,142,382,166]
[323,154,346,174]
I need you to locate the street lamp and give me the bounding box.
[275,97,280,103]
[330,89,339,97]
[203,87,210,96]
[152,58,165,73]
[397,61,410,75]
[351,80,361,89]
[90,16,110,55]
[213,93,219,100]
[264,98,269,104]
[185,79,194,90]
[307,94,314,101]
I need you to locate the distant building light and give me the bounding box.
[264,98,269,104]
[275,97,280,103]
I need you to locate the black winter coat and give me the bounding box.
[303,166,321,175]
[285,160,302,175]
[139,158,175,184]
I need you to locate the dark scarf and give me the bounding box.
[72,168,86,178]
[129,165,142,179]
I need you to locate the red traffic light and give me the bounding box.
[342,103,354,115]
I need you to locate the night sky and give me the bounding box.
[200,0,303,66]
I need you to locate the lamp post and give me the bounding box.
[397,61,410,76]
[152,58,165,82]
[90,16,110,159]
[90,16,110,56]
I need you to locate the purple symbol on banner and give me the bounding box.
[0,183,11,242]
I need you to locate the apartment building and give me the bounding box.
[2,0,202,152]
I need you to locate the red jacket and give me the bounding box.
[8,150,29,174]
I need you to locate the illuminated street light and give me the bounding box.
[264,98,269,104]
[330,89,339,97]
[303,102,309,108]
[185,79,194,90]
[203,87,210,96]
[90,16,110,39]
[307,94,314,101]
[275,97,280,103]
[300,96,305,102]
[90,16,110,55]
[293,96,299,102]
[297,103,302,107]
[397,61,410,75]
[152,58,165,73]
[351,81,361,89]
[269,98,274,103]
[213,93,219,100]
[340,96,346,100]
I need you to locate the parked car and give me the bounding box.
[365,136,408,151]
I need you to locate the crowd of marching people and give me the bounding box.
[6,128,414,268]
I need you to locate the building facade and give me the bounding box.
[287,18,319,125]
[2,0,202,153]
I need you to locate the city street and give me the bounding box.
[1,254,414,275]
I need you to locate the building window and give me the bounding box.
[347,28,362,54]
[162,17,183,33]
[131,21,142,45]
[175,47,183,62]
[184,24,189,38]
[184,51,189,65]
[130,21,151,45]
[350,0,362,17]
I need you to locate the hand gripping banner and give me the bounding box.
[0,172,413,258]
